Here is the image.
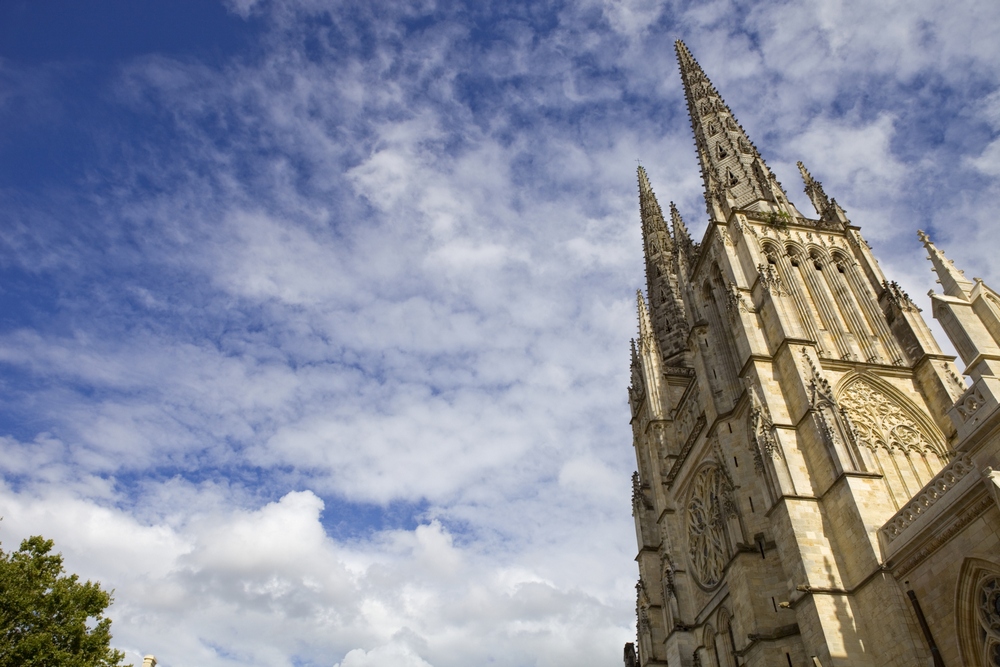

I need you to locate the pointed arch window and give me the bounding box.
[727,169,739,187]
[701,102,712,116]
[738,138,750,154]
[717,144,728,159]
[838,377,948,503]
[958,559,1000,667]
[726,117,737,131]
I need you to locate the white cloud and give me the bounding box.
[0,0,998,665]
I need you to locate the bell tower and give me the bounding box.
[625,41,969,667]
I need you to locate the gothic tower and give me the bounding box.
[624,41,1000,667]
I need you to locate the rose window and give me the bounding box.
[687,466,732,589]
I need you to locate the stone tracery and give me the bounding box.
[838,377,948,505]
[686,465,735,589]
[837,378,941,455]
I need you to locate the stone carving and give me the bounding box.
[946,363,967,392]
[686,465,734,589]
[628,339,644,410]
[880,453,975,543]
[649,421,669,459]
[747,382,780,472]
[665,414,707,488]
[956,384,987,422]
[710,436,739,520]
[804,349,861,470]
[882,280,918,312]
[661,557,676,597]
[637,595,651,632]
[838,378,940,455]
[725,282,752,319]
[977,575,1000,666]
[757,263,786,296]
[632,471,653,515]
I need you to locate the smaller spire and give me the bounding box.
[797,161,830,217]
[638,166,672,249]
[669,202,692,253]
[918,230,974,299]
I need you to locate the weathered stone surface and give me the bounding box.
[624,40,1000,667]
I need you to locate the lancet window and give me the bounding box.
[788,245,854,359]
[716,610,738,667]
[758,241,824,351]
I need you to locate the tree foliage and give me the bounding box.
[0,535,130,667]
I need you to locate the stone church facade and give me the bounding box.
[624,41,1000,667]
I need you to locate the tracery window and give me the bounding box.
[838,379,941,456]
[686,465,736,589]
[979,576,1000,666]
[838,377,947,502]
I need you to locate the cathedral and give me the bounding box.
[623,41,1000,667]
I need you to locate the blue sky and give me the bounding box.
[1,1,998,666]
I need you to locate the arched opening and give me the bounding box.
[836,375,948,506]
[957,558,1000,666]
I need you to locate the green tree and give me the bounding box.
[0,535,130,667]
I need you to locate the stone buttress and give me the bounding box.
[625,41,974,667]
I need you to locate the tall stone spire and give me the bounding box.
[919,230,975,299]
[675,40,793,216]
[637,167,689,364]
